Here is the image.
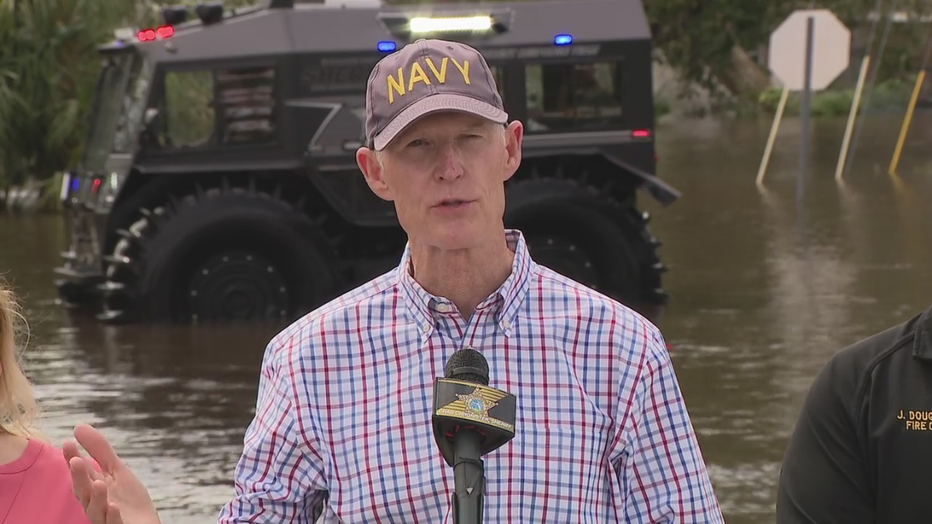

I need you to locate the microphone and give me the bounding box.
[432,347,517,524]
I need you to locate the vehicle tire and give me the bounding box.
[504,177,667,321]
[54,278,99,310]
[98,180,343,324]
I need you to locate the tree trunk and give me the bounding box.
[716,45,773,96]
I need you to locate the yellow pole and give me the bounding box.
[889,69,926,177]
[835,55,871,181]
[756,86,790,187]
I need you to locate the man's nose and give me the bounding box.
[437,144,464,180]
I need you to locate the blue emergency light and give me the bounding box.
[378,41,396,52]
[554,34,573,46]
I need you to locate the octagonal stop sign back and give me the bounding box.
[769,9,851,91]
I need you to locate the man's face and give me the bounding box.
[357,112,524,251]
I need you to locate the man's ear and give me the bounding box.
[356,147,393,202]
[502,120,524,183]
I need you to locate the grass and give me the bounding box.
[756,75,918,117]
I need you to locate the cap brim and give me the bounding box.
[373,93,508,151]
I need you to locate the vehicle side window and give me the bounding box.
[112,57,152,154]
[161,70,215,148]
[216,65,277,145]
[156,65,278,150]
[524,61,623,133]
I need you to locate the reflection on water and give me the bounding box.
[23,316,282,519]
[2,113,932,523]
[644,112,932,523]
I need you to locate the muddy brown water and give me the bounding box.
[2,113,931,523]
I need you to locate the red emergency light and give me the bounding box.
[137,25,174,41]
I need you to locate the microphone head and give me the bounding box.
[443,347,489,386]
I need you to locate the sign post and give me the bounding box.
[798,15,815,205]
[889,33,932,177]
[757,9,851,187]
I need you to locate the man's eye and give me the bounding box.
[407,139,426,148]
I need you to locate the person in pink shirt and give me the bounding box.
[0,278,91,524]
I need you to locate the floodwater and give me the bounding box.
[2,112,932,523]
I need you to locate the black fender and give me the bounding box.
[521,148,682,207]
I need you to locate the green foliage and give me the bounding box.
[0,0,257,190]
[0,0,139,187]
[645,0,791,94]
[654,96,672,118]
[646,0,932,102]
[163,70,216,147]
[756,74,919,117]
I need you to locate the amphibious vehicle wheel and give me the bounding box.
[504,177,667,320]
[98,180,343,324]
[54,279,98,310]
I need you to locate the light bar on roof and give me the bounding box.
[410,16,493,33]
[377,8,513,40]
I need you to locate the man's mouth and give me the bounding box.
[438,199,471,207]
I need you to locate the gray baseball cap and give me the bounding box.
[365,39,508,151]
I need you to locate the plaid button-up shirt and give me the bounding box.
[218,229,722,523]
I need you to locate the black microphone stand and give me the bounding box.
[433,347,517,524]
[452,428,484,524]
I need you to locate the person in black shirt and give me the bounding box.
[776,305,932,523]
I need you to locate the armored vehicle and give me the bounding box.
[54,0,681,325]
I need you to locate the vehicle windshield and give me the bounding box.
[82,50,154,172]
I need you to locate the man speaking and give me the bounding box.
[65,39,723,523]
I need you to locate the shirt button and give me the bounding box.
[501,319,511,329]
[422,323,431,333]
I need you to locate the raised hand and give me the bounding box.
[63,424,162,524]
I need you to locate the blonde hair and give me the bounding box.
[0,278,42,439]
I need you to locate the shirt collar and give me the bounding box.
[912,305,932,361]
[397,229,533,340]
